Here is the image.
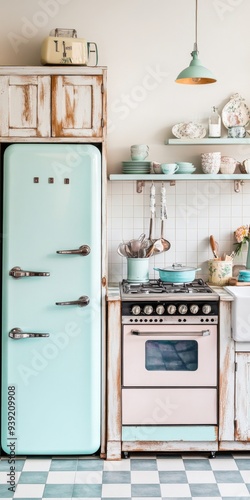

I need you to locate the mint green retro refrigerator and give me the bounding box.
[1,143,102,455]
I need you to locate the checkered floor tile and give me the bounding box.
[0,452,250,499]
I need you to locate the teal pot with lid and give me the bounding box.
[154,264,201,283]
[238,270,250,282]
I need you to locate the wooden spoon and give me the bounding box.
[210,235,219,259]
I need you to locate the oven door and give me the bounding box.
[122,324,217,387]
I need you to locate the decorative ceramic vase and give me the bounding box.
[246,243,250,269]
[208,259,232,285]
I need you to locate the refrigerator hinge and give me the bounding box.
[235,361,238,372]
[101,118,104,128]
[101,83,104,93]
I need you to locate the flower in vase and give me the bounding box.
[234,225,250,255]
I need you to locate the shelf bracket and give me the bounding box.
[136,180,145,193]
[234,180,244,193]
[136,180,176,193]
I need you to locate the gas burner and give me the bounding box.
[123,281,164,294]
[122,278,210,295]
[120,278,219,301]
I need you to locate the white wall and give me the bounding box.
[1,0,250,282]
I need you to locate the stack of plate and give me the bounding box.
[176,162,196,174]
[122,161,151,174]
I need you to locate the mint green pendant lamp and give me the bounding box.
[176,0,216,85]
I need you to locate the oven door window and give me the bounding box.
[145,340,198,371]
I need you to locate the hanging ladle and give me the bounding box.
[147,183,171,256]
[145,183,156,256]
[157,183,171,253]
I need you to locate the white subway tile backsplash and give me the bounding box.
[176,217,188,229]
[108,180,248,282]
[232,192,243,206]
[111,229,123,242]
[175,250,187,263]
[111,195,123,206]
[231,216,244,231]
[219,219,234,233]
[243,206,250,217]
[187,250,198,261]
[197,218,208,229]
[122,182,134,194]
[208,205,220,217]
[175,182,186,194]
[164,218,175,230]
[166,205,176,218]
[186,230,198,242]
[186,216,198,229]
[176,230,187,242]
[198,206,209,217]
[165,194,176,205]
[220,194,232,206]
[209,219,220,231]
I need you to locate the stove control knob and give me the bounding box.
[202,304,212,315]
[156,304,165,315]
[143,305,153,315]
[178,304,188,315]
[131,305,141,315]
[190,304,199,314]
[167,304,176,315]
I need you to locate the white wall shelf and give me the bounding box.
[109,138,250,192]
[109,174,250,181]
[166,138,250,145]
[108,174,250,193]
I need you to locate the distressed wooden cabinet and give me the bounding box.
[235,352,250,441]
[52,75,103,138]
[0,67,106,139]
[0,75,51,138]
[219,296,250,451]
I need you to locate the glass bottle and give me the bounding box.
[208,106,221,138]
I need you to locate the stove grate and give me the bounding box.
[122,279,213,295]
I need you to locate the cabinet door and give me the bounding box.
[235,352,250,441]
[0,75,51,137]
[52,75,103,138]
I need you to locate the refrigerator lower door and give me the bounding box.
[1,143,102,455]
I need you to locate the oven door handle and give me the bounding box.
[131,329,210,337]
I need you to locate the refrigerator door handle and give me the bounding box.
[9,266,50,278]
[9,328,50,339]
[56,245,91,256]
[56,295,90,307]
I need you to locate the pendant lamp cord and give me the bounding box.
[194,0,198,52]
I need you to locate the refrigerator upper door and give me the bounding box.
[1,143,102,455]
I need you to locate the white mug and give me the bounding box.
[131,144,149,161]
[131,151,149,160]
[131,144,149,151]
[161,163,179,174]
